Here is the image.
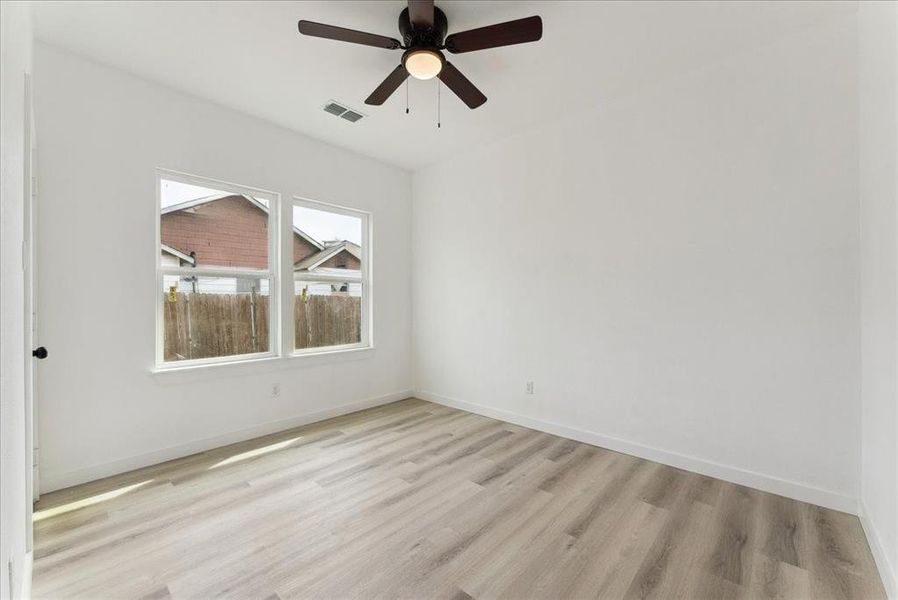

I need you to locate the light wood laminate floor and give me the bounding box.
[33,399,886,599]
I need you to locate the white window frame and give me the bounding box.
[155,168,280,370]
[290,196,372,356]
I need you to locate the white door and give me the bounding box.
[23,71,40,528]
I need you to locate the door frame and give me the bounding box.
[22,71,38,541]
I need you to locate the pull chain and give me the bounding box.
[405,79,409,114]
[437,79,441,129]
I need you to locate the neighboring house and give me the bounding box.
[161,194,360,295]
[294,240,361,273]
[293,240,362,295]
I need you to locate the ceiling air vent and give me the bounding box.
[323,102,346,116]
[322,100,365,123]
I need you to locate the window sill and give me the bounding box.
[288,345,375,365]
[151,346,375,379]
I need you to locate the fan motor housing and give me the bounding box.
[398,6,448,48]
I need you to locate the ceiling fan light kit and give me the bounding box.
[403,48,444,80]
[297,0,542,113]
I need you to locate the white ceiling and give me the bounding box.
[33,1,855,170]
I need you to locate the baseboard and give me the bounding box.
[416,390,858,514]
[40,390,413,493]
[21,550,33,600]
[860,500,898,599]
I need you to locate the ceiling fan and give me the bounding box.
[298,0,542,110]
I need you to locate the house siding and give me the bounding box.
[292,233,318,265]
[161,195,320,270]
[161,196,362,294]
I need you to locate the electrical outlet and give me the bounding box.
[271,383,281,397]
[526,381,534,395]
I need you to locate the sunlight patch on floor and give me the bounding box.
[33,480,155,522]
[209,437,303,469]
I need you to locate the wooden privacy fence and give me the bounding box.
[163,292,270,361]
[163,292,360,361]
[294,294,361,350]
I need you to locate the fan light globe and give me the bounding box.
[405,50,443,80]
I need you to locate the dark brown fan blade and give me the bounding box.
[365,65,409,105]
[437,62,486,109]
[445,16,542,53]
[408,0,434,29]
[298,20,401,50]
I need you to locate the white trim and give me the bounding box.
[280,184,294,356]
[160,266,270,279]
[415,390,859,514]
[40,389,412,493]
[21,550,32,600]
[860,500,898,599]
[153,350,278,372]
[160,243,195,265]
[294,272,362,284]
[157,168,279,207]
[292,194,369,219]
[151,346,374,376]
[22,71,38,546]
[292,341,369,357]
[156,174,163,368]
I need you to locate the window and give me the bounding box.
[292,198,370,353]
[157,171,278,366]
[155,171,371,370]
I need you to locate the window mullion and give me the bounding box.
[161,267,271,279]
[293,274,362,284]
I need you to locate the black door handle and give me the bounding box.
[32,347,48,359]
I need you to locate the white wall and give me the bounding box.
[34,44,413,492]
[413,14,860,512]
[859,1,898,597]
[0,2,33,598]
